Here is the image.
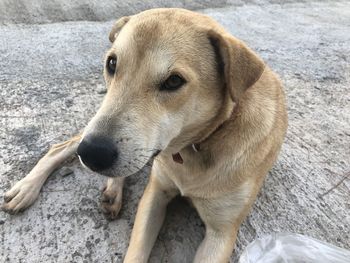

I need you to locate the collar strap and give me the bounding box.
[172,103,239,164]
[192,143,200,152]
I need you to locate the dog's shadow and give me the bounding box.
[151,196,205,262]
[122,171,205,263]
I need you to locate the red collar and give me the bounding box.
[172,103,239,164]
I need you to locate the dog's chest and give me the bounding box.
[154,151,220,197]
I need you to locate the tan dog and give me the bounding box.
[2,8,288,262]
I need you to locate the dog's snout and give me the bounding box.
[77,136,118,172]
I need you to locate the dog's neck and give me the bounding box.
[172,97,239,164]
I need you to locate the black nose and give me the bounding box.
[77,136,118,172]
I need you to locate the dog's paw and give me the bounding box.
[2,178,41,214]
[100,185,123,220]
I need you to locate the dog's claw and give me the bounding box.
[100,186,123,220]
[3,194,12,203]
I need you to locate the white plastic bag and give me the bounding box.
[239,233,350,263]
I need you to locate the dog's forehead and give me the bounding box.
[111,10,220,77]
[116,11,207,55]
[113,24,172,77]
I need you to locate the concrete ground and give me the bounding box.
[0,0,349,262]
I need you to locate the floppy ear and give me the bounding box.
[109,16,130,43]
[208,30,265,102]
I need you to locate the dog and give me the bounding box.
[2,8,288,262]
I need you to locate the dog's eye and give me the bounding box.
[106,56,117,75]
[160,74,186,91]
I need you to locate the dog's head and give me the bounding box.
[77,8,264,177]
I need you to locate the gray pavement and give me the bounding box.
[0,0,337,25]
[0,0,227,25]
[0,1,349,262]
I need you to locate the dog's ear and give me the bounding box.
[109,16,130,43]
[208,30,265,102]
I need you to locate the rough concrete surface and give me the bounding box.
[0,0,336,25]
[0,0,228,25]
[0,0,349,262]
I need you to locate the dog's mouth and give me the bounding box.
[151,150,161,158]
[76,134,163,177]
[138,149,161,171]
[99,148,162,178]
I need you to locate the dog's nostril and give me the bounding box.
[77,136,118,172]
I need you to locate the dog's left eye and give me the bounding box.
[160,74,186,91]
[106,56,117,75]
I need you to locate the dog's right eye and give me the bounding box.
[106,56,117,75]
[160,74,186,91]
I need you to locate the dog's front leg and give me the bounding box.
[192,181,255,263]
[193,225,238,263]
[101,177,125,219]
[2,134,81,213]
[124,173,178,263]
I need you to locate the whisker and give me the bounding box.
[133,148,160,153]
